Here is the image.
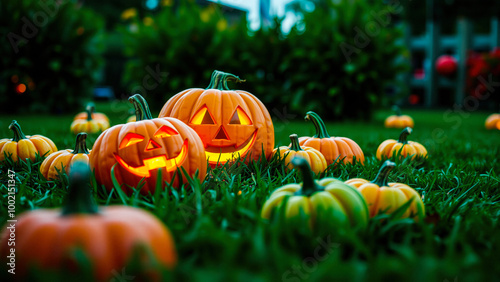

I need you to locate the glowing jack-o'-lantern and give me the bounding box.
[89,94,207,194]
[159,70,274,166]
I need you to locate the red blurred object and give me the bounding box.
[436,55,457,76]
[409,94,420,105]
[15,84,26,94]
[413,68,425,79]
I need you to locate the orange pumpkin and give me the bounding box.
[1,161,176,281]
[384,105,414,128]
[158,70,275,166]
[298,111,364,165]
[0,120,57,162]
[89,94,207,195]
[485,113,500,130]
[345,160,425,219]
[40,133,91,180]
[273,134,327,174]
[376,127,427,160]
[70,106,110,134]
[74,102,109,123]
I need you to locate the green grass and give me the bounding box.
[1,102,500,281]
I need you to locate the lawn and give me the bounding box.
[1,102,499,281]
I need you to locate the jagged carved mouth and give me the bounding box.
[205,131,257,164]
[114,140,188,177]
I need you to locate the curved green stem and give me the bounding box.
[206,70,245,91]
[304,111,331,138]
[392,105,401,116]
[371,160,396,187]
[289,134,303,151]
[71,133,90,154]
[85,107,93,121]
[61,161,98,216]
[292,157,323,197]
[129,94,153,121]
[397,127,412,144]
[9,120,27,142]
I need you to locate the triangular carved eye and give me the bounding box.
[190,105,215,125]
[119,133,145,149]
[229,107,252,125]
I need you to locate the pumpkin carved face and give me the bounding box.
[114,125,189,177]
[89,94,207,195]
[159,70,274,166]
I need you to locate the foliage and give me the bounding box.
[0,0,105,114]
[120,1,407,120]
[1,106,500,280]
[466,48,500,105]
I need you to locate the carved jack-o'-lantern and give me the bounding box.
[159,70,275,166]
[89,94,207,194]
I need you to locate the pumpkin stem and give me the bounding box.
[129,94,153,121]
[72,133,90,155]
[371,160,396,187]
[397,127,412,144]
[392,105,402,116]
[9,120,27,142]
[206,70,245,91]
[292,157,322,197]
[289,134,304,151]
[304,111,331,138]
[85,107,93,121]
[61,161,98,216]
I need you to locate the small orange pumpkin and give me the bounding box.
[40,133,91,180]
[485,113,500,130]
[74,102,109,123]
[1,161,177,281]
[384,105,414,128]
[0,120,57,162]
[273,134,327,174]
[90,94,207,195]
[345,160,425,219]
[158,70,275,167]
[70,106,110,134]
[376,127,427,160]
[298,111,364,165]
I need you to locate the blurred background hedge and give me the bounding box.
[120,1,407,120]
[0,0,104,114]
[1,0,407,119]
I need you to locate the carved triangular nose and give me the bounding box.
[145,139,162,151]
[214,126,229,140]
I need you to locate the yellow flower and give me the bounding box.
[143,17,153,26]
[121,8,137,20]
[161,0,173,6]
[217,19,227,31]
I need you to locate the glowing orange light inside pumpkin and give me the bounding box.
[16,84,26,94]
[154,125,179,138]
[119,133,145,149]
[190,106,215,125]
[229,107,252,125]
[114,139,189,177]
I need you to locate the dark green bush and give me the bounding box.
[121,1,407,120]
[0,0,104,114]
